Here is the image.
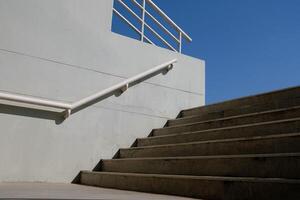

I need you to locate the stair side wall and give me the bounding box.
[0,0,205,182]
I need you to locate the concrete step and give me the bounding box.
[167,106,300,127]
[181,86,300,117]
[80,171,300,200]
[100,153,300,179]
[139,118,300,146]
[181,98,300,118]
[119,133,300,158]
[153,117,300,137]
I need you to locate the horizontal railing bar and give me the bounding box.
[113,8,142,36]
[0,92,71,110]
[0,59,176,119]
[146,0,192,42]
[144,23,177,52]
[130,0,180,44]
[129,0,144,11]
[145,10,180,44]
[117,0,143,23]
[113,8,154,45]
[70,59,177,110]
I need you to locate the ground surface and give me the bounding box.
[0,182,196,200]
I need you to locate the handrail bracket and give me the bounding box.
[120,84,129,93]
[64,109,71,119]
[167,64,173,71]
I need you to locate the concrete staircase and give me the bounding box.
[77,86,300,199]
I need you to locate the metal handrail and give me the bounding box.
[113,0,192,53]
[0,59,177,119]
[115,0,175,51]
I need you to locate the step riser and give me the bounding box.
[120,135,300,158]
[101,155,300,179]
[155,115,300,136]
[182,86,300,117]
[168,107,300,127]
[140,120,300,146]
[80,172,300,200]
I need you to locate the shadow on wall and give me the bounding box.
[0,104,65,124]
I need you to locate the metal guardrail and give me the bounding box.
[113,0,192,53]
[0,59,177,119]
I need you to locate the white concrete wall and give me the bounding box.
[0,0,205,182]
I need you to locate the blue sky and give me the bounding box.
[112,0,300,104]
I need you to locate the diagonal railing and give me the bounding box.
[0,59,176,119]
[113,0,192,53]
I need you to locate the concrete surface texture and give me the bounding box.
[0,182,196,200]
[0,0,205,182]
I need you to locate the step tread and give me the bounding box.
[81,171,300,183]
[182,86,300,113]
[125,132,300,150]
[169,105,300,125]
[102,152,300,161]
[156,116,300,133]
[150,117,300,138]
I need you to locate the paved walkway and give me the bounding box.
[0,182,196,200]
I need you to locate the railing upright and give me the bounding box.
[179,32,182,53]
[141,0,146,42]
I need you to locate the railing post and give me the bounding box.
[179,32,182,53]
[141,0,146,42]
